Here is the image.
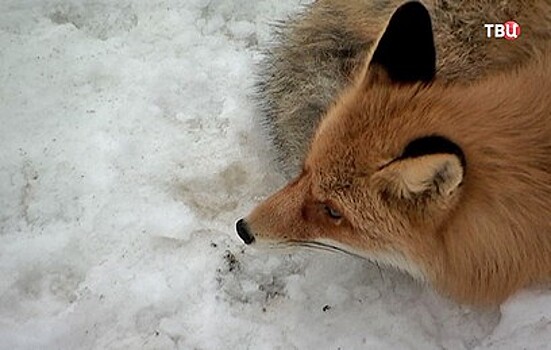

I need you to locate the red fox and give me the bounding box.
[257,0,551,178]
[239,1,551,304]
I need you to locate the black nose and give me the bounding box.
[236,219,255,245]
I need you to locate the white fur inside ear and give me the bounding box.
[376,154,464,199]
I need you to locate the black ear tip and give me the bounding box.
[400,135,467,171]
[396,1,430,15]
[370,0,436,83]
[399,1,429,10]
[391,1,432,28]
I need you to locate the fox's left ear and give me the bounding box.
[367,1,436,83]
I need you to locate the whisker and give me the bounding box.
[293,243,340,254]
[276,242,339,255]
[285,240,368,260]
[267,241,391,278]
[282,242,328,252]
[375,261,385,283]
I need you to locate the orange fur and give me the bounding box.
[257,0,551,176]
[241,2,551,305]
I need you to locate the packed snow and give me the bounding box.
[0,0,550,349]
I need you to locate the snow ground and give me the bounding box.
[0,0,549,349]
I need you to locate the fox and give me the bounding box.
[256,0,551,178]
[238,1,551,304]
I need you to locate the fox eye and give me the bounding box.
[324,204,342,219]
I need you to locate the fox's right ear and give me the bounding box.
[372,153,464,204]
[366,1,436,84]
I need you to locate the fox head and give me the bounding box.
[237,2,467,282]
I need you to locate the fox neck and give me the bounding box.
[316,238,428,281]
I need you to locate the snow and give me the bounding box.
[0,0,549,349]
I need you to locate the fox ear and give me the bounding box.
[367,1,436,83]
[373,152,464,201]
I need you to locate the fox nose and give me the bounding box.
[236,218,255,245]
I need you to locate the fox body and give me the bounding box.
[257,0,551,177]
[238,1,551,304]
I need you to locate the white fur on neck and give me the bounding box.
[317,238,427,281]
